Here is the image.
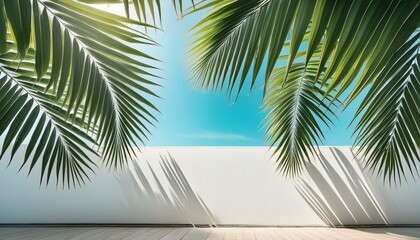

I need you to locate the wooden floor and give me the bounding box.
[1,226,420,240]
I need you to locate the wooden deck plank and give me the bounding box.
[0,226,419,240]
[143,228,174,240]
[123,228,161,240]
[349,228,416,240]
[223,228,236,240]
[205,228,225,240]
[266,228,286,240]
[61,227,108,240]
[102,227,149,240]
[43,227,111,240]
[119,228,155,240]
[296,228,327,240]
[2,227,46,239]
[34,227,74,240]
[390,227,420,239]
[181,228,211,240]
[0,227,36,238]
[235,227,245,240]
[255,228,275,240]
[312,228,343,240]
[85,227,127,240]
[273,228,299,240]
[160,228,191,240]
[242,228,256,240]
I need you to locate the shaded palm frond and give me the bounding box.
[322,1,420,101]
[0,0,7,54]
[353,32,420,183]
[0,0,160,186]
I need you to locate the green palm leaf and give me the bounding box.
[185,0,420,180]
[0,50,97,187]
[106,0,206,25]
[322,1,419,100]
[264,51,335,176]
[72,0,162,25]
[353,31,420,183]
[188,0,298,96]
[3,0,31,58]
[0,0,160,186]
[0,0,6,54]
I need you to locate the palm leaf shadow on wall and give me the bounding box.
[295,147,389,227]
[116,153,217,226]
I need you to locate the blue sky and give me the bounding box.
[100,3,364,146]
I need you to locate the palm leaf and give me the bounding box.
[322,1,419,100]
[3,0,31,58]
[0,0,8,54]
[0,50,97,187]
[353,31,420,183]
[107,0,206,25]
[0,0,160,186]
[185,0,420,179]
[264,51,335,176]
[72,0,162,25]
[172,0,209,17]
[188,0,300,96]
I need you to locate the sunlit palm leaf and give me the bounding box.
[44,0,160,163]
[74,0,162,25]
[186,0,420,180]
[0,0,160,186]
[111,0,206,25]
[126,0,161,26]
[353,32,420,183]
[172,0,209,17]
[264,51,335,176]
[0,49,97,187]
[188,0,299,96]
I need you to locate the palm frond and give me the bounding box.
[353,31,420,183]
[110,0,207,25]
[0,49,97,187]
[3,0,32,58]
[322,1,419,101]
[43,0,160,165]
[188,0,299,96]
[264,52,335,176]
[76,0,163,26]
[124,0,161,26]
[0,0,160,186]
[0,0,7,54]
[172,0,208,17]
[186,0,420,179]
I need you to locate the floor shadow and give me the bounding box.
[115,152,217,226]
[351,227,420,239]
[295,147,389,227]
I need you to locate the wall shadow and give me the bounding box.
[295,147,389,227]
[115,152,217,226]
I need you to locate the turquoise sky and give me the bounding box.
[101,3,364,146]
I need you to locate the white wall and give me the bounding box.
[1,146,419,226]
